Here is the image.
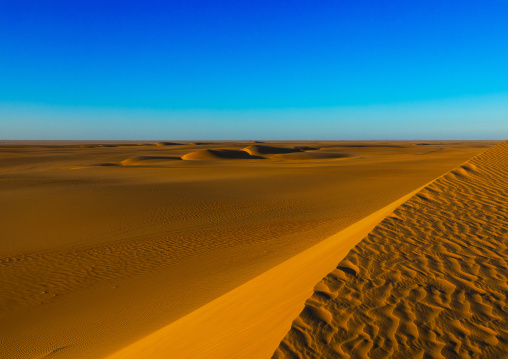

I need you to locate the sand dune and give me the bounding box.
[106,186,424,359]
[182,145,346,161]
[0,140,500,359]
[181,149,263,160]
[274,140,508,358]
[243,145,302,156]
[154,142,182,146]
[189,142,211,146]
[121,155,182,166]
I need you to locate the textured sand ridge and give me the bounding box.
[105,186,423,359]
[274,140,508,358]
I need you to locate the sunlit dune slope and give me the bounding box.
[105,186,424,359]
[274,140,508,358]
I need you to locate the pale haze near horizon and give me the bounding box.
[2,95,507,140]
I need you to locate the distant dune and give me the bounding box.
[181,145,344,161]
[274,140,508,358]
[181,149,263,160]
[179,145,355,161]
[154,142,182,146]
[121,155,181,166]
[243,145,302,156]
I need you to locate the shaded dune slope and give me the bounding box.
[243,145,302,156]
[181,145,347,161]
[154,142,182,146]
[121,156,181,166]
[181,149,263,160]
[181,145,318,160]
[274,141,508,358]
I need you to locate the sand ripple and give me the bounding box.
[274,141,508,358]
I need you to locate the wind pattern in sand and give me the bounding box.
[274,141,508,358]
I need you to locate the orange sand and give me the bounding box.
[106,186,424,359]
[275,140,508,358]
[0,140,499,358]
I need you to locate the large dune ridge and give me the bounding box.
[274,140,508,358]
[0,140,501,358]
[105,184,426,359]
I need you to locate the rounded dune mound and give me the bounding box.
[155,142,182,146]
[243,145,302,156]
[450,163,479,179]
[121,156,181,166]
[272,152,351,161]
[189,142,210,146]
[181,149,263,160]
[294,146,319,151]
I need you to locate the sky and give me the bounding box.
[1,0,507,140]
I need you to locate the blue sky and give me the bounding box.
[1,0,507,139]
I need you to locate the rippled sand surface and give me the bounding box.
[275,141,508,358]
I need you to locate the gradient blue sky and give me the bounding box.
[1,0,507,140]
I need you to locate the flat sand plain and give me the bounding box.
[0,140,500,358]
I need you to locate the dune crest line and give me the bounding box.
[106,190,421,359]
[103,154,483,359]
[274,140,508,358]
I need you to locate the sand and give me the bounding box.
[105,186,424,359]
[275,140,508,358]
[0,140,500,358]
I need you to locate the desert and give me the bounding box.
[0,140,504,358]
[3,0,507,357]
